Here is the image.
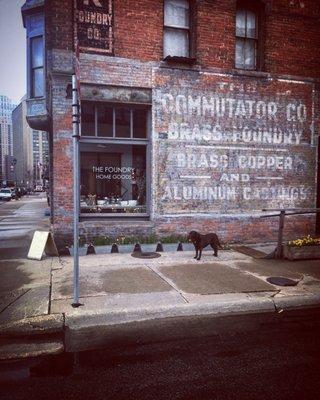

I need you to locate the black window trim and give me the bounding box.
[81,102,150,140]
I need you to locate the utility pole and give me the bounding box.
[72,74,81,307]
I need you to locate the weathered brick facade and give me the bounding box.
[41,0,320,248]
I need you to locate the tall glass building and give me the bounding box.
[0,95,16,185]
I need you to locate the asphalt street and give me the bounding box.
[1,195,320,400]
[0,194,49,259]
[1,308,320,400]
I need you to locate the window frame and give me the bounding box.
[235,0,265,72]
[81,102,149,140]
[79,102,151,219]
[163,0,196,62]
[30,36,44,98]
[26,13,45,99]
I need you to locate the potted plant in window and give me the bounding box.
[133,169,146,206]
[283,235,320,260]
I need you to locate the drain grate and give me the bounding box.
[266,276,298,287]
[131,252,161,259]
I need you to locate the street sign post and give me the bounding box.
[72,74,81,307]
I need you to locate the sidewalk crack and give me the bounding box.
[296,275,305,285]
[269,290,283,313]
[0,288,31,315]
[145,264,189,303]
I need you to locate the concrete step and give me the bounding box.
[0,314,65,360]
[0,314,64,337]
[0,338,64,360]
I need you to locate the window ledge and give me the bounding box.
[235,67,257,72]
[80,216,152,224]
[163,55,196,65]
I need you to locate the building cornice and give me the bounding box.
[21,0,45,28]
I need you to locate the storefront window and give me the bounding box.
[80,144,147,215]
[115,107,131,138]
[133,109,147,138]
[81,103,95,136]
[97,104,113,137]
[81,102,148,139]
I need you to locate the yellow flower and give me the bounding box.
[289,235,320,247]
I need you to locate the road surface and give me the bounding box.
[0,308,320,400]
[0,193,49,259]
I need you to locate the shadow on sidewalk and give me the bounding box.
[0,260,32,296]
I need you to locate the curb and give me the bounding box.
[65,292,320,330]
[63,293,320,353]
[0,340,64,361]
[0,314,64,338]
[0,314,65,361]
[65,296,275,329]
[1,293,320,358]
[273,293,320,311]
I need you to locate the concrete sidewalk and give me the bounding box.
[1,245,320,358]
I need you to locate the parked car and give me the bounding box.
[16,187,26,197]
[12,188,18,199]
[0,188,13,201]
[8,188,18,200]
[34,185,44,192]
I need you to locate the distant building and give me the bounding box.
[12,98,33,189]
[12,96,48,189]
[4,155,15,184]
[0,95,16,119]
[0,95,16,185]
[32,129,49,187]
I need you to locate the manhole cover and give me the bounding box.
[131,252,161,259]
[266,277,298,287]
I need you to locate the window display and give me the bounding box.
[80,144,147,215]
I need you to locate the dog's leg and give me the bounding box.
[197,247,202,261]
[194,247,198,259]
[213,243,218,257]
[210,242,218,257]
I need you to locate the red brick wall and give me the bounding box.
[50,74,73,238]
[46,0,74,51]
[196,0,320,77]
[45,0,320,248]
[266,1,320,77]
[197,0,236,70]
[47,0,320,78]
[113,0,163,61]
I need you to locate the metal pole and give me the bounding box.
[275,210,285,259]
[72,74,81,307]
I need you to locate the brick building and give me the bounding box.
[22,0,320,249]
[12,97,49,190]
[0,95,16,185]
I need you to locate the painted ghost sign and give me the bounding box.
[74,0,113,54]
[153,69,317,215]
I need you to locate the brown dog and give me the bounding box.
[188,230,222,261]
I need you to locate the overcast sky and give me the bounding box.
[0,0,26,105]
